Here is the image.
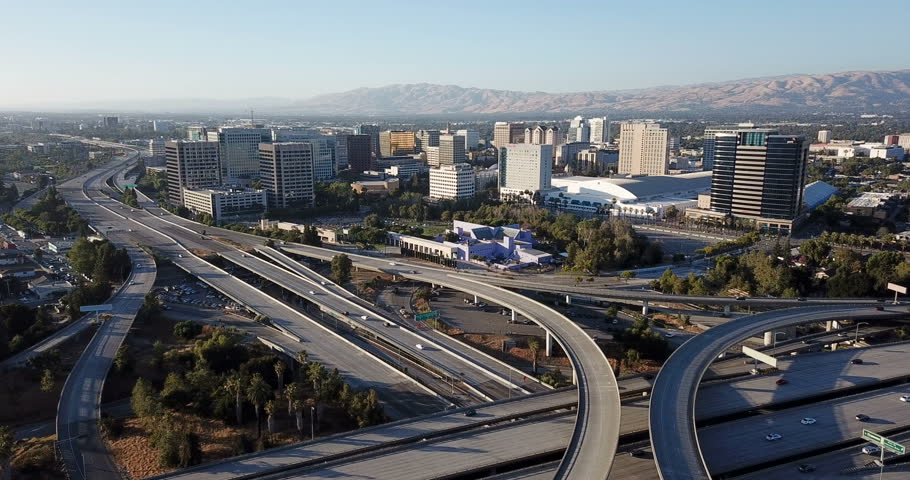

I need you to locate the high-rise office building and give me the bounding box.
[567,116,590,143]
[103,116,119,128]
[817,130,832,143]
[455,129,479,151]
[149,139,166,158]
[334,134,350,170]
[896,133,910,150]
[545,126,560,147]
[207,127,272,181]
[379,130,416,157]
[416,130,440,152]
[493,122,525,148]
[703,123,759,171]
[884,135,900,146]
[558,142,591,167]
[498,144,553,200]
[429,163,475,200]
[165,140,221,205]
[271,129,337,180]
[618,122,668,175]
[356,124,381,159]
[588,117,610,144]
[258,142,315,209]
[709,130,808,230]
[153,120,174,133]
[438,134,466,166]
[346,134,372,173]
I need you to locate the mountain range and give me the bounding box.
[289,69,910,116]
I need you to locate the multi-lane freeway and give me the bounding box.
[649,304,908,480]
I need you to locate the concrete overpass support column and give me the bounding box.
[474,295,478,304]
[723,305,731,315]
[832,320,842,330]
[511,309,516,324]
[826,321,834,332]
[565,295,572,305]
[545,330,553,357]
[763,331,774,346]
[572,368,577,385]
[641,300,649,316]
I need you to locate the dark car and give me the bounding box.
[463,408,476,417]
[875,306,884,311]
[797,297,806,301]
[797,464,815,473]
[776,378,789,385]
[851,358,863,365]
[855,414,870,422]
[628,449,645,457]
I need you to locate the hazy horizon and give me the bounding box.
[2,0,909,110]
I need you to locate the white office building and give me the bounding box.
[618,122,669,176]
[430,163,476,200]
[148,139,166,158]
[182,187,267,221]
[498,144,553,201]
[588,117,610,144]
[817,130,832,143]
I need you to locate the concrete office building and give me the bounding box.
[574,147,619,176]
[588,117,610,144]
[703,123,760,170]
[153,120,174,132]
[455,129,479,151]
[258,142,315,209]
[385,163,427,180]
[334,134,350,170]
[567,116,590,143]
[379,130,416,157]
[493,122,525,148]
[425,146,440,167]
[207,127,272,181]
[687,129,808,234]
[271,127,319,141]
[545,126,560,147]
[498,143,553,201]
[416,130,440,152]
[181,187,267,221]
[438,134,466,166]
[148,139,166,158]
[165,140,221,205]
[429,163,475,200]
[270,129,337,180]
[817,130,832,143]
[618,122,669,176]
[898,134,910,151]
[103,116,119,128]
[558,141,591,167]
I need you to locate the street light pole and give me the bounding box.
[855,322,869,344]
[310,406,315,440]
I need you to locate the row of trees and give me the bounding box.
[0,304,55,361]
[122,187,139,208]
[564,218,663,273]
[694,232,759,256]
[1,187,87,236]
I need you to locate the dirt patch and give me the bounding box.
[651,313,703,334]
[11,435,64,480]
[0,325,98,426]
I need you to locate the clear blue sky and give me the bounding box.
[1,0,907,106]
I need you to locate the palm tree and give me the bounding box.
[274,361,286,392]
[527,338,541,374]
[0,424,12,480]
[265,400,277,438]
[296,350,309,380]
[307,362,326,393]
[293,399,305,438]
[223,372,245,426]
[246,373,272,438]
[285,382,302,415]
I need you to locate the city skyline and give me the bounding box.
[1,1,908,108]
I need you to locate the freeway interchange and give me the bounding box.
[44,142,910,480]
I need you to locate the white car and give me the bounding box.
[900,395,910,402]
[415,343,424,350]
[765,433,782,441]
[389,262,397,266]
[862,445,880,455]
[664,332,676,338]
[320,281,327,286]
[360,315,369,321]
[308,290,316,295]
[800,417,816,425]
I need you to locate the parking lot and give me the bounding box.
[155,279,244,313]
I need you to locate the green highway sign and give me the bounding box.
[123,184,137,188]
[863,429,882,444]
[862,429,906,455]
[415,311,439,322]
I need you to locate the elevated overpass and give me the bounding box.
[648,304,908,480]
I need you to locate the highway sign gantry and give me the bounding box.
[415,311,439,322]
[862,429,906,455]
